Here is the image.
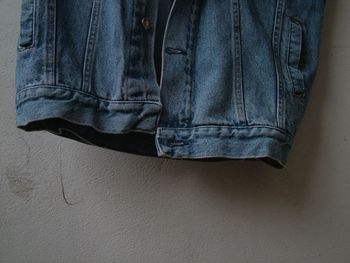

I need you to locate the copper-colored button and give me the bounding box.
[141,17,151,30]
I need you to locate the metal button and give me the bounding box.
[141,17,151,30]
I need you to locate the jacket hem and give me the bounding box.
[155,126,292,169]
[16,85,162,134]
[15,85,293,169]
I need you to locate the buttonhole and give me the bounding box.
[165,47,187,55]
[292,90,304,97]
[169,141,185,147]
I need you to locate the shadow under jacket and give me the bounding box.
[15,0,327,169]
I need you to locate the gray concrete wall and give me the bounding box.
[1,1,350,262]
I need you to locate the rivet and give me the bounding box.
[141,17,151,30]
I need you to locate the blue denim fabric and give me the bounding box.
[15,0,326,169]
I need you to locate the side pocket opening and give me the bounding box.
[18,0,36,50]
[286,15,305,97]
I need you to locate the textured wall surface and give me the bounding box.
[1,1,350,262]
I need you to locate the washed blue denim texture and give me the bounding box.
[15,0,326,169]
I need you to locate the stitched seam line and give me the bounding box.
[232,0,247,125]
[16,84,162,104]
[272,0,286,129]
[81,0,103,93]
[46,0,56,85]
[157,124,293,139]
[179,0,197,128]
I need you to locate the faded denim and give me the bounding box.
[15,0,326,169]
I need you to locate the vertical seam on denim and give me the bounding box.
[141,0,148,101]
[81,0,103,93]
[91,0,103,93]
[54,0,59,87]
[272,0,286,129]
[289,20,304,96]
[154,0,177,130]
[123,0,135,100]
[120,1,130,101]
[135,0,147,101]
[286,19,293,93]
[150,3,160,91]
[125,0,146,100]
[232,0,247,125]
[181,0,193,127]
[181,0,199,128]
[139,0,147,101]
[46,0,56,85]
[32,0,36,48]
[189,1,201,128]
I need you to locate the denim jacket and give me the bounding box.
[15,0,326,169]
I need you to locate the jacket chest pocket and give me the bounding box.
[286,15,305,97]
[18,0,36,50]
